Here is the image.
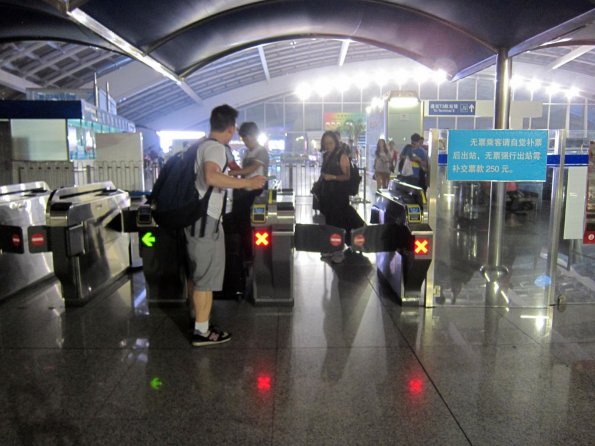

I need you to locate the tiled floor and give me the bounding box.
[1,185,594,445]
[1,248,594,445]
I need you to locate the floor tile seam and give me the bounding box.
[494,310,556,344]
[375,297,474,445]
[85,346,139,420]
[145,313,169,340]
[270,314,280,446]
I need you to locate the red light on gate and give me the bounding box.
[11,233,21,247]
[414,238,430,255]
[352,233,365,248]
[254,231,270,247]
[30,233,45,247]
[329,233,342,247]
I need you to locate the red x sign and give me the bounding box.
[414,239,429,255]
[254,231,270,247]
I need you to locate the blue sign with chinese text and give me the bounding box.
[447,130,548,181]
[428,101,476,116]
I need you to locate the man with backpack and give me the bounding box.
[183,105,265,346]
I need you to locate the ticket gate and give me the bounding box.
[0,182,54,301]
[128,205,188,305]
[371,179,433,305]
[30,182,131,306]
[250,188,295,306]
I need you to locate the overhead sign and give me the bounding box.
[427,101,476,116]
[447,129,548,182]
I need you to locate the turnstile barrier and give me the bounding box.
[27,182,131,306]
[250,188,295,306]
[0,182,54,301]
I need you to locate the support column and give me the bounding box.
[482,49,511,303]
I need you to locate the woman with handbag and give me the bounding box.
[316,131,365,263]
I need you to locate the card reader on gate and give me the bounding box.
[251,204,267,224]
[406,204,422,223]
[136,205,154,226]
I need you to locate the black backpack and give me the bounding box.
[149,139,224,236]
[342,149,362,196]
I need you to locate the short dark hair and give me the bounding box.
[210,104,238,132]
[411,133,422,143]
[238,121,259,137]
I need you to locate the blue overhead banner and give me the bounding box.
[427,101,476,116]
[447,130,548,182]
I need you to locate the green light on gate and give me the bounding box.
[150,377,163,390]
[142,231,156,247]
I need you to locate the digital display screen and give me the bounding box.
[253,206,265,215]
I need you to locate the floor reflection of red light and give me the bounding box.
[408,378,423,395]
[257,375,271,392]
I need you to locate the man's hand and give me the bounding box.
[247,175,266,189]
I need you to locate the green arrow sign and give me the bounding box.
[141,231,156,247]
[150,377,163,390]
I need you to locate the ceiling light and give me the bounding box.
[565,86,579,100]
[432,69,447,85]
[546,83,560,96]
[526,78,541,94]
[510,76,524,90]
[295,82,311,101]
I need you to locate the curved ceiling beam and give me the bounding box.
[0,1,121,53]
[148,0,494,79]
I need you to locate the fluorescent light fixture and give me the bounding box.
[257,133,268,146]
[526,78,541,94]
[295,82,311,100]
[374,70,389,88]
[565,86,580,100]
[335,75,351,93]
[313,78,332,97]
[432,69,447,84]
[546,83,560,96]
[354,73,369,90]
[510,75,524,90]
[539,37,572,47]
[68,8,180,84]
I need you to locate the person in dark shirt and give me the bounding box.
[317,130,364,263]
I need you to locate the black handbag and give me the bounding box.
[311,179,322,196]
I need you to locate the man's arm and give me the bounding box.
[230,161,263,177]
[205,161,265,189]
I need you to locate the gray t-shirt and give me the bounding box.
[242,145,269,178]
[194,139,227,219]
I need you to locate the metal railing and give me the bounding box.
[12,161,75,189]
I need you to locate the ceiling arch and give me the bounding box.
[0,1,593,130]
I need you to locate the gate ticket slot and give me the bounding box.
[406,204,422,224]
[251,203,267,224]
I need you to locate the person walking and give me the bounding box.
[317,130,365,263]
[374,138,391,190]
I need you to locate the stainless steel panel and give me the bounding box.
[0,182,53,301]
[48,181,131,305]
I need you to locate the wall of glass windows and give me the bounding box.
[222,74,595,155]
